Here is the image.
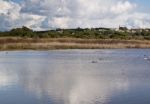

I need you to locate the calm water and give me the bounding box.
[0,49,150,104]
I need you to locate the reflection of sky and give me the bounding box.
[0,50,150,104]
[0,71,14,87]
[0,55,18,87]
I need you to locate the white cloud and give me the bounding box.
[110,1,136,14]
[0,0,150,31]
[126,13,150,28]
[0,0,45,31]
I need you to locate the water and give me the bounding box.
[0,49,150,104]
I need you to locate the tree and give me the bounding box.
[10,26,36,37]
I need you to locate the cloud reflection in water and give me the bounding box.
[1,50,149,104]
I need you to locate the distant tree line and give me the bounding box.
[0,26,150,40]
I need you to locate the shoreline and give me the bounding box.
[0,37,150,50]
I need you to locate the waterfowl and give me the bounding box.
[92,61,98,63]
[144,55,150,60]
[98,58,103,60]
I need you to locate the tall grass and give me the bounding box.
[0,37,150,50]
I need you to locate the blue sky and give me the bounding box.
[131,0,150,12]
[0,0,150,31]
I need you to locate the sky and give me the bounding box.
[0,0,150,31]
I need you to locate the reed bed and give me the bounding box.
[0,37,150,50]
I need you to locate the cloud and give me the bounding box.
[0,0,150,31]
[0,0,45,31]
[126,13,150,28]
[110,1,136,14]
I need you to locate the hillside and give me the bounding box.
[0,26,150,40]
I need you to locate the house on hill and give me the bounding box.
[130,29,143,33]
[119,26,128,32]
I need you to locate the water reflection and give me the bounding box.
[0,50,150,104]
[0,65,18,88]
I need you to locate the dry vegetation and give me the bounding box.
[0,37,150,50]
